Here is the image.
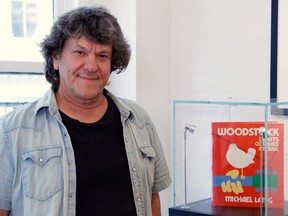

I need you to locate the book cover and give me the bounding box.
[212,122,284,208]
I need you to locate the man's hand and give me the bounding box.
[151,193,161,216]
[0,210,9,216]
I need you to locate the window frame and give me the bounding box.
[0,0,77,73]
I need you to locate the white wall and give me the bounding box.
[136,0,272,215]
[171,0,271,101]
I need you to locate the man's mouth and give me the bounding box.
[77,74,99,80]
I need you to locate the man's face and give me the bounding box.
[52,37,112,103]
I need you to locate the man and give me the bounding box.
[0,6,171,216]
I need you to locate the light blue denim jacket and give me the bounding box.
[0,89,171,216]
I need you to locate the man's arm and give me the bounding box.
[151,192,161,216]
[0,210,9,216]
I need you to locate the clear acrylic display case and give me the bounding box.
[170,100,288,216]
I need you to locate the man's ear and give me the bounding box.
[52,53,60,70]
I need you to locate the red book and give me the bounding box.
[212,122,284,208]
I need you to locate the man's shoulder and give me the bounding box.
[2,100,38,118]
[116,97,148,115]
[0,99,46,132]
[116,98,155,126]
[117,97,142,109]
[106,90,153,125]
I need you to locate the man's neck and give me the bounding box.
[56,92,108,123]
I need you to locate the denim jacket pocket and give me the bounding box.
[22,146,62,201]
[139,146,156,189]
[139,146,156,159]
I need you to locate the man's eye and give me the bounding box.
[74,50,84,55]
[99,54,110,60]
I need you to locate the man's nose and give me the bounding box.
[84,55,98,72]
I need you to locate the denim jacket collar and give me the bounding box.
[34,88,132,122]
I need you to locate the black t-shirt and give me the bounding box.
[60,95,137,216]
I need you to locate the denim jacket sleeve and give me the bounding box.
[121,99,171,192]
[0,117,13,211]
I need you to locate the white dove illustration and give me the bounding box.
[226,143,256,179]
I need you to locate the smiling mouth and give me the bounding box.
[77,75,99,80]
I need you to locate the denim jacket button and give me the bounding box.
[38,158,44,164]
